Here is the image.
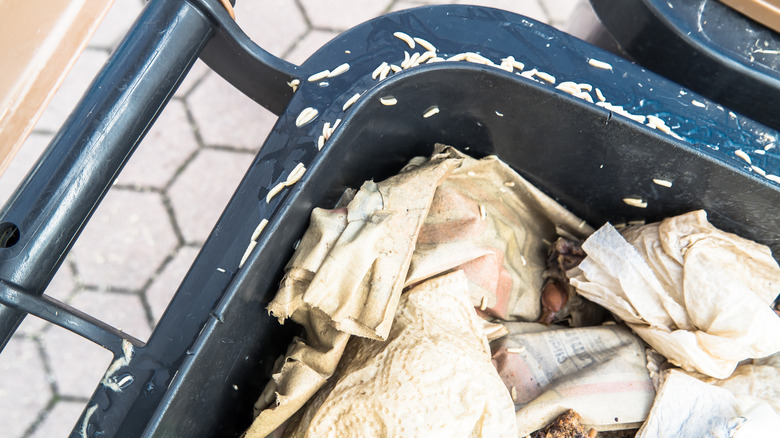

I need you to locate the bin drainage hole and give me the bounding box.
[0,223,20,248]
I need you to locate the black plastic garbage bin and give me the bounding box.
[587,0,780,132]
[0,1,778,437]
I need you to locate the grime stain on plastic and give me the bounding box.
[101,339,134,392]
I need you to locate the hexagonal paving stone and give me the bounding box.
[67,290,153,341]
[174,59,211,98]
[145,246,201,325]
[235,0,308,58]
[29,400,87,438]
[116,100,199,190]
[0,133,53,206]
[16,262,77,336]
[69,189,177,291]
[0,336,53,438]
[167,149,255,244]
[453,0,549,23]
[284,29,340,65]
[299,0,394,31]
[186,73,277,150]
[41,324,114,399]
[89,0,145,50]
[34,49,110,134]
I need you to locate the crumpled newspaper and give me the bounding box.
[246,145,590,437]
[281,270,517,437]
[491,322,655,436]
[569,210,780,379]
[637,352,780,438]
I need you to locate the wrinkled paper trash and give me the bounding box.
[281,271,517,437]
[569,210,780,379]
[245,145,590,437]
[637,352,780,438]
[491,322,655,436]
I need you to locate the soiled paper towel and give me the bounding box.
[282,271,517,437]
[246,146,590,437]
[569,210,780,379]
[491,322,655,436]
[637,360,780,438]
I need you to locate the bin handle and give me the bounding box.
[0,0,300,355]
[191,0,302,115]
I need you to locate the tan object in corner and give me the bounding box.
[719,0,780,33]
[0,0,114,176]
[283,271,518,437]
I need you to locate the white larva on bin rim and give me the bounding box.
[251,219,269,242]
[480,296,488,311]
[575,91,594,103]
[752,165,767,176]
[691,100,706,108]
[495,111,504,117]
[520,68,538,79]
[465,52,494,65]
[556,82,580,94]
[380,96,398,106]
[735,149,751,164]
[317,135,325,150]
[766,174,780,184]
[595,88,606,102]
[755,149,766,155]
[653,178,673,188]
[535,71,556,84]
[393,31,415,49]
[407,52,422,68]
[623,197,648,208]
[239,240,257,268]
[287,79,300,92]
[414,37,436,52]
[506,347,525,354]
[417,51,436,65]
[498,60,514,72]
[328,63,350,77]
[379,64,391,80]
[217,267,227,273]
[322,122,331,140]
[501,56,524,71]
[343,93,361,111]
[578,83,593,92]
[266,182,286,203]
[588,58,613,70]
[295,107,318,127]
[371,62,388,80]
[422,106,440,118]
[390,64,402,73]
[285,163,306,185]
[308,69,330,82]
